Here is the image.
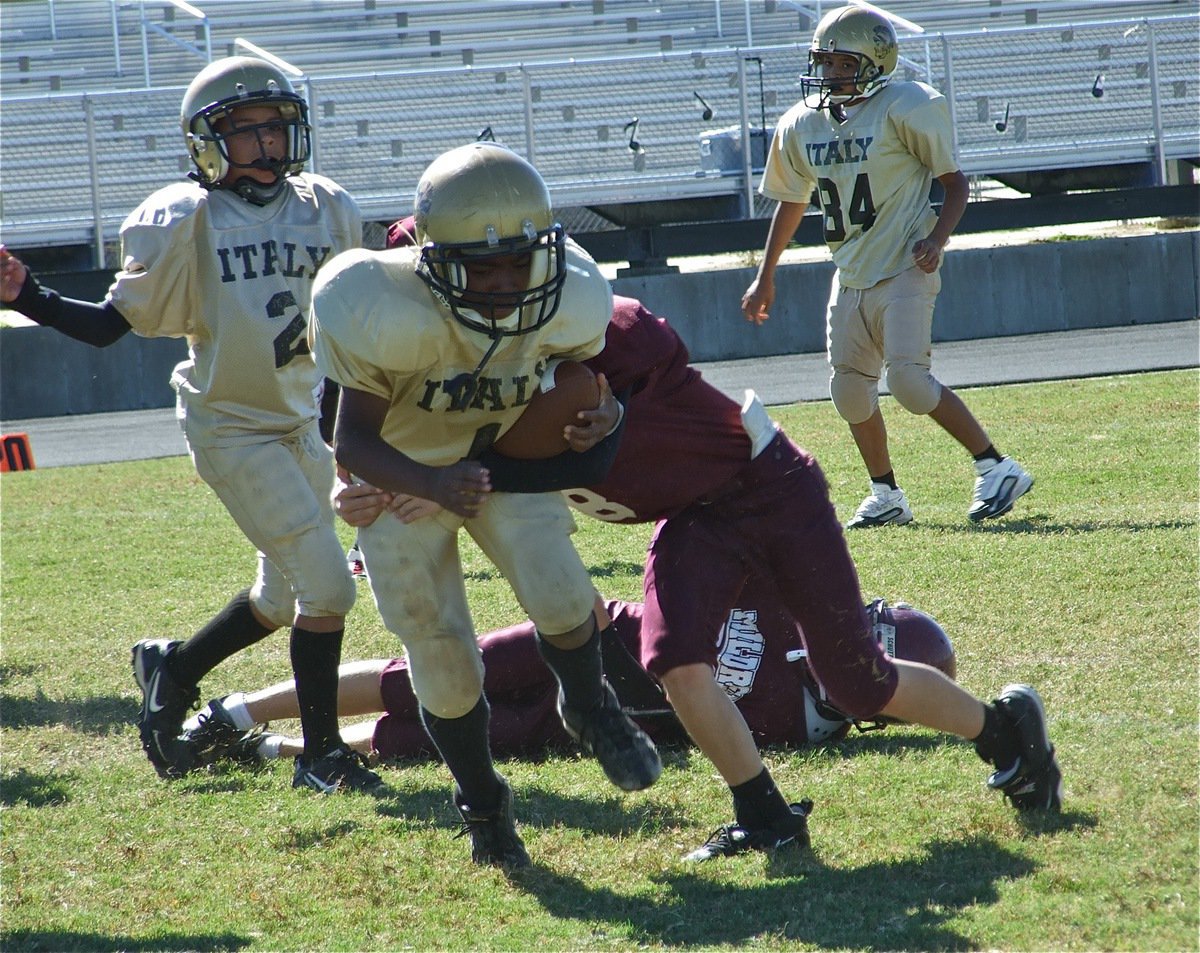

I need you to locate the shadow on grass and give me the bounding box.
[1,768,74,807]
[909,514,1195,535]
[513,835,1039,950]
[0,929,250,952]
[464,557,643,583]
[368,777,691,838]
[0,690,133,735]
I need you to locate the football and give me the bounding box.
[493,360,600,459]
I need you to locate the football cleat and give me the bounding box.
[968,456,1033,522]
[558,681,662,791]
[987,684,1063,811]
[293,745,386,794]
[454,777,531,870]
[846,484,913,529]
[131,639,200,779]
[183,697,265,767]
[684,800,814,862]
[346,544,367,580]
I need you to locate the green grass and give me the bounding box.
[2,370,1196,951]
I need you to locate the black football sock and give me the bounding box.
[290,626,344,759]
[870,469,898,490]
[420,697,502,809]
[973,445,1003,465]
[536,621,605,714]
[168,589,275,687]
[731,767,793,830]
[972,702,1018,768]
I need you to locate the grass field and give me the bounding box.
[1,370,1196,951]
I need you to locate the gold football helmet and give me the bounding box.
[801,5,898,110]
[414,142,566,340]
[181,56,311,205]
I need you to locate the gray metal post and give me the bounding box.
[940,34,960,168]
[1145,20,1167,186]
[140,3,151,87]
[84,97,106,269]
[306,78,321,176]
[521,67,536,163]
[737,56,754,218]
[110,0,122,76]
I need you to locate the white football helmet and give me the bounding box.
[801,5,898,110]
[414,142,566,341]
[181,56,311,205]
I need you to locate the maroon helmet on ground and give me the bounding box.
[800,598,957,740]
[867,597,956,680]
[852,597,958,729]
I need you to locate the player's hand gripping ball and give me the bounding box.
[493,360,600,459]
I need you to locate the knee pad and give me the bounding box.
[885,361,941,415]
[249,582,296,630]
[407,635,485,719]
[297,570,357,620]
[830,368,879,425]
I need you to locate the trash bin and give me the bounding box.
[698,125,768,173]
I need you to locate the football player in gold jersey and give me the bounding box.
[309,143,661,870]
[0,57,378,793]
[742,4,1033,528]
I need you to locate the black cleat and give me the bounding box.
[454,777,531,870]
[987,684,1063,811]
[184,698,266,767]
[559,681,662,791]
[131,639,200,779]
[293,745,385,794]
[685,800,814,862]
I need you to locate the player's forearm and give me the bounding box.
[334,434,440,502]
[757,201,808,280]
[478,403,626,493]
[928,170,969,247]
[8,273,131,347]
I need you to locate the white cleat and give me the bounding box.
[846,483,913,529]
[968,457,1033,522]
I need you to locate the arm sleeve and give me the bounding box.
[318,378,340,445]
[477,393,628,493]
[10,273,131,347]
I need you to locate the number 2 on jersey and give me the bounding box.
[267,290,310,369]
[817,173,876,242]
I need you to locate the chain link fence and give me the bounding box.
[1,12,1195,263]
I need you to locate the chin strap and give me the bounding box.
[446,333,505,413]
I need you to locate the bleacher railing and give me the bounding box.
[1,13,1196,263]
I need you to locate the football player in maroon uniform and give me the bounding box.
[182,590,953,762]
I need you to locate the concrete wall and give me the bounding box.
[3,231,1196,420]
[612,230,1200,360]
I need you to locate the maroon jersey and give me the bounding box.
[564,296,752,523]
[571,296,894,719]
[373,576,829,759]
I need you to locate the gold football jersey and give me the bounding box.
[107,173,362,446]
[310,238,612,466]
[761,81,958,289]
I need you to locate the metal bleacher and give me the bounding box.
[1,0,1196,260]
